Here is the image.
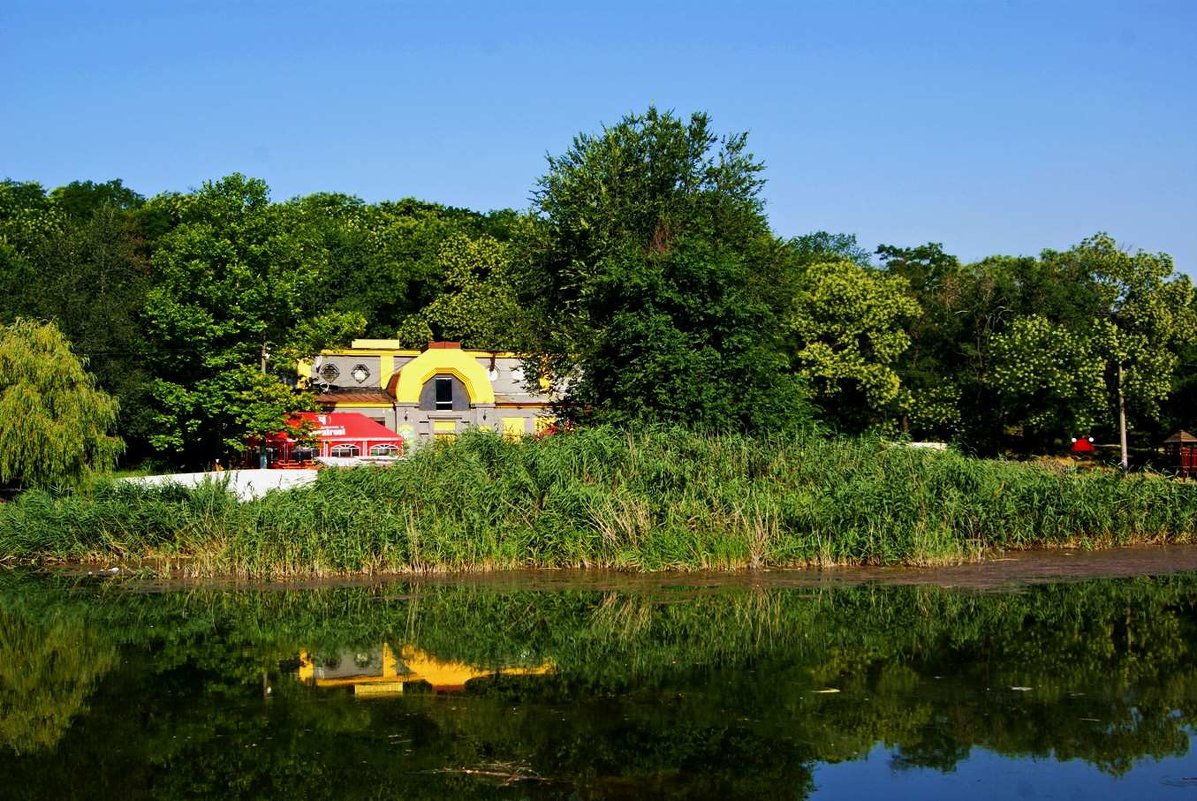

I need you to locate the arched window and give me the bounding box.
[330,444,360,458]
[369,444,400,457]
[419,374,466,411]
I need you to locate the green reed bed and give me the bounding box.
[2,427,1196,577]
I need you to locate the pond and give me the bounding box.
[3,554,1197,799]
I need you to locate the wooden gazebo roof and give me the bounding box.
[1163,430,1197,445]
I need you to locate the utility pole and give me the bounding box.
[1117,361,1129,471]
[259,335,269,469]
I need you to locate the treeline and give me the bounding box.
[1,107,1194,470]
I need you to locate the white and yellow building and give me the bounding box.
[299,340,556,445]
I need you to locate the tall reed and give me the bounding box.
[2,427,1195,577]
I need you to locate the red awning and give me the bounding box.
[265,412,404,459]
[293,412,402,443]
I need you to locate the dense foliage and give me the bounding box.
[0,319,123,489]
[3,428,1195,576]
[524,108,809,432]
[2,107,1194,466]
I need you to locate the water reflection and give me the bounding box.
[297,644,554,695]
[0,572,1195,799]
[0,607,116,755]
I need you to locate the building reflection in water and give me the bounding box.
[297,644,554,696]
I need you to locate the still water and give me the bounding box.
[2,566,1197,799]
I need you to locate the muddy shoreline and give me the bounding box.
[33,543,1197,594]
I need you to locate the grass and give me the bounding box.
[2,426,1196,578]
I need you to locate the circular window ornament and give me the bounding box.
[319,363,341,382]
[351,364,371,384]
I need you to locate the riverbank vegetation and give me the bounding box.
[1,108,1194,573]
[2,428,1195,577]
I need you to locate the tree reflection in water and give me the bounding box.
[0,572,1195,799]
[0,607,116,754]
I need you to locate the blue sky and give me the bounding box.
[3,1,1194,273]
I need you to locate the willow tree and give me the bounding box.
[0,319,123,489]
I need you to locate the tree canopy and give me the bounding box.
[0,319,123,488]
[142,175,361,464]
[789,259,920,432]
[1,109,1194,467]
[523,107,810,432]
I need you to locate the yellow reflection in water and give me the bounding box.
[297,644,553,696]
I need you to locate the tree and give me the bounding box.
[944,235,1193,457]
[0,319,123,488]
[523,107,810,432]
[876,243,974,441]
[48,179,143,220]
[789,231,872,268]
[143,175,362,465]
[988,315,1106,440]
[878,241,1124,451]
[789,259,920,432]
[395,231,534,351]
[1066,234,1196,467]
[30,205,153,450]
[292,193,522,338]
[0,182,58,328]
[0,182,154,454]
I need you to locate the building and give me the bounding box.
[298,340,556,445]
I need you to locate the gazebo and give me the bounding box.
[1163,430,1197,478]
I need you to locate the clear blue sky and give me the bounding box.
[4,1,1194,273]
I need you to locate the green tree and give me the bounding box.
[876,243,975,441]
[523,107,810,432]
[31,206,152,449]
[789,259,920,432]
[0,319,123,488]
[941,236,1193,456]
[395,231,534,351]
[789,231,872,268]
[292,193,522,338]
[1,181,155,458]
[988,315,1107,439]
[143,175,362,465]
[48,178,143,220]
[1067,234,1197,466]
[0,179,53,229]
[0,182,58,327]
